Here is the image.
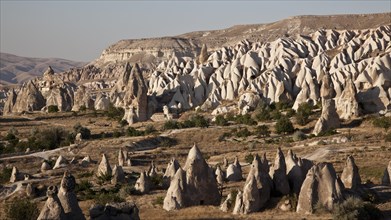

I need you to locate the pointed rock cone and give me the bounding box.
[97,154,112,177]
[38,186,67,220]
[53,155,68,169]
[41,161,52,173]
[80,155,92,167]
[57,171,85,220]
[286,149,304,194]
[271,148,290,196]
[215,165,225,185]
[26,183,35,198]
[232,190,244,215]
[135,171,151,194]
[10,166,20,183]
[111,165,125,185]
[163,168,187,211]
[382,160,391,186]
[163,158,180,180]
[226,156,242,181]
[118,149,125,166]
[242,174,261,214]
[148,160,158,178]
[296,163,343,214]
[223,156,229,168]
[341,155,361,189]
[184,143,221,206]
[220,193,232,212]
[260,153,270,173]
[246,154,272,209]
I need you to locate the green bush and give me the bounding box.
[106,103,125,121]
[163,120,180,130]
[94,192,125,206]
[385,132,391,142]
[5,199,39,220]
[244,154,254,164]
[118,185,138,198]
[26,127,71,150]
[215,115,228,126]
[154,196,164,206]
[270,110,282,120]
[333,197,383,220]
[113,130,123,138]
[73,123,91,139]
[256,125,271,137]
[75,179,93,193]
[275,117,294,134]
[119,120,128,127]
[295,103,313,126]
[235,127,252,138]
[48,105,59,113]
[127,127,144,137]
[79,105,87,112]
[254,103,272,121]
[292,130,306,141]
[191,114,209,128]
[235,114,256,125]
[0,167,12,184]
[372,116,391,132]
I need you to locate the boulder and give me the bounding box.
[57,171,85,220]
[341,155,361,189]
[296,163,343,214]
[38,186,67,220]
[97,154,112,177]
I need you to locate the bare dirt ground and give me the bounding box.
[0,111,390,219]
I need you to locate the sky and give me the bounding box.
[1,1,390,62]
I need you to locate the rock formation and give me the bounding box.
[71,85,94,111]
[26,183,35,198]
[226,156,242,181]
[313,74,340,135]
[110,63,148,124]
[118,149,125,166]
[38,186,67,220]
[336,76,360,120]
[163,144,221,211]
[163,158,180,182]
[80,155,92,167]
[285,149,305,194]
[41,161,52,172]
[232,190,244,215]
[296,162,343,214]
[270,148,290,195]
[135,171,151,194]
[148,160,158,177]
[381,160,391,186]
[9,166,20,183]
[215,165,225,185]
[97,154,112,177]
[89,202,139,220]
[111,165,125,185]
[220,193,232,212]
[53,155,68,169]
[341,155,361,189]
[57,171,85,220]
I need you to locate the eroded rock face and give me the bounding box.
[57,171,85,220]
[118,149,125,167]
[215,165,225,185]
[285,150,305,194]
[97,154,112,177]
[89,202,139,220]
[38,186,66,220]
[381,160,391,186]
[336,77,360,120]
[270,148,290,196]
[341,155,361,189]
[163,144,221,211]
[111,165,125,185]
[110,63,148,124]
[10,166,20,183]
[296,163,343,214]
[71,85,94,111]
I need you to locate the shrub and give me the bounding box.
[254,103,272,121]
[270,110,282,120]
[163,120,180,130]
[333,197,383,220]
[285,108,296,118]
[275,117,294,134]
[292,130,306,141]
[235,114,256,125]
[372,116,391,132]
[75,179,93,193]
[295,103,313,126]
[5,199,39,220]
[150,174,164,189]
[48,105,59,113]
[215,115,228,126]
[256,125,271,137]
[94,192,125,206]
[191,115,209,128]
[113,130,123,138]
[385,132,391,142]
[28,127,70,150]
[235,127,252,138]
[159,137,177,148]
[119,120,128,127]
[79,105,87,112]
[244,154,254,164]
[118,185,138,198]
[127,127,144,137]
[154,196,164,206]
[106,103,125,121]
[73,123,91,139]
[0,167,12,184]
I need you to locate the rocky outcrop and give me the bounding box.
[382,160,391,186]
[89,202,139,220]
[111,165,125,185]
[9,166,21,183]
[341,155,361,189]
[270,148,290,196]
[118,149,125,167]
[296,163,343,214]
[97,154,112,177]
[71,85,94,111]
[57,171,85,220]
[215,165,225,185]
[110,63,148,124]
[38,186,67,220]
[285,150,305,194]
[53,155,68,169]
[163,144,221,211]
[163,158,180,180]
[135,171,151,194]
[336,76,360,120]
[226,156,242,181]
[313,74,340,135]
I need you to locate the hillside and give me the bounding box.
[0,53,86,88]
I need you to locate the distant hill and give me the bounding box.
[0,53,86,88]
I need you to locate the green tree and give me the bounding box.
[275,117,294,134]
[373,116,391,132]
[256,125,271,137]
[295,103,313,126]
[215,115,228,126]
[73,123,91,139]
[6,199,39,220]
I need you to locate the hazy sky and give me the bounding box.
[1,1,390,62]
